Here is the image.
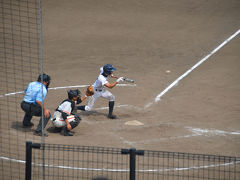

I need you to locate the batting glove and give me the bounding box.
[116,77,124,83]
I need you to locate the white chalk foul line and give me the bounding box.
[0,91,24,98]
[124,127,240,145]
[0,83,136,98]
[187,127,240,136]
[1,156,239,172]
[145,29,240,109]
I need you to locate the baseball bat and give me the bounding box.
[123,77,134,83]
[112,75,135,83]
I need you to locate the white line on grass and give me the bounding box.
[145,29,240,109]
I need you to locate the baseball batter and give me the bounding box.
[77,64,123,119]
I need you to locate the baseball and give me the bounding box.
[166,70,171,73]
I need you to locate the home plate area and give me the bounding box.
[124,120,144,126]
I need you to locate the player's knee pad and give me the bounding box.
[70,114,81,129]
[70,121,79,129]
[74,114,81,122]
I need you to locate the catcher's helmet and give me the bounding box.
[103,64,116,75]
[67,89,81,100]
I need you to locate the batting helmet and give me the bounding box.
[67,89,80,100]
[103,64,116,75]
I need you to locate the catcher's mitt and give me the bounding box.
[85,85,94,96]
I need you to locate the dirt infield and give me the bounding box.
[35,0,240,156]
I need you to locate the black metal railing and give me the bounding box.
[25,141,240,180]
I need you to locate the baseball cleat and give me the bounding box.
[64,131,74,136]
[107,114,118,119]
[61,128,74,136]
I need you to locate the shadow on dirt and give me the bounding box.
[47,126,62,133]
[11,121,35,133]
[77,110,107,117]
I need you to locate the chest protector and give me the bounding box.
[56,99,75,113]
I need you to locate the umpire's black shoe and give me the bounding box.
[23,121,34,127]
[34,130,48,137]
[107,114,118,119]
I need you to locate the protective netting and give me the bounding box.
[1,1,240,180]
[0,0,42,179]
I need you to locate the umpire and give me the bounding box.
[21,73,51,136]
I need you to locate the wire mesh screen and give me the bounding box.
[136,151,240,180]
[30,144,240,180]
[0,0,42,179]
[31,144,129,180]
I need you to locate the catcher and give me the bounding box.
[77,64,123,119]
[51,88,91,136]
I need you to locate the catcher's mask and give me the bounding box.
[103,64,116,75]
[68,89,81,103]
[37,73,51,89]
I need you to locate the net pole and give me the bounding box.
[38,0,45,179]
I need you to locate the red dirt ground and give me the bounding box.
[29,0,240,156]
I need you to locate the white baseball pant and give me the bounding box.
[85,89,115,111]
[51,111,76,128]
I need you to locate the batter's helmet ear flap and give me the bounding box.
[103,64,116,75]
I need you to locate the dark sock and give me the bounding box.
[77,105,86,111]
[108,101,114,116]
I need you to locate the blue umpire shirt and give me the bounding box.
[23,81,47,104]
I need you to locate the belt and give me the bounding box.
[23,101,33,104]
[95,89,102,92]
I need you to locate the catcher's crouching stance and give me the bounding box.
[51,89,86,136]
